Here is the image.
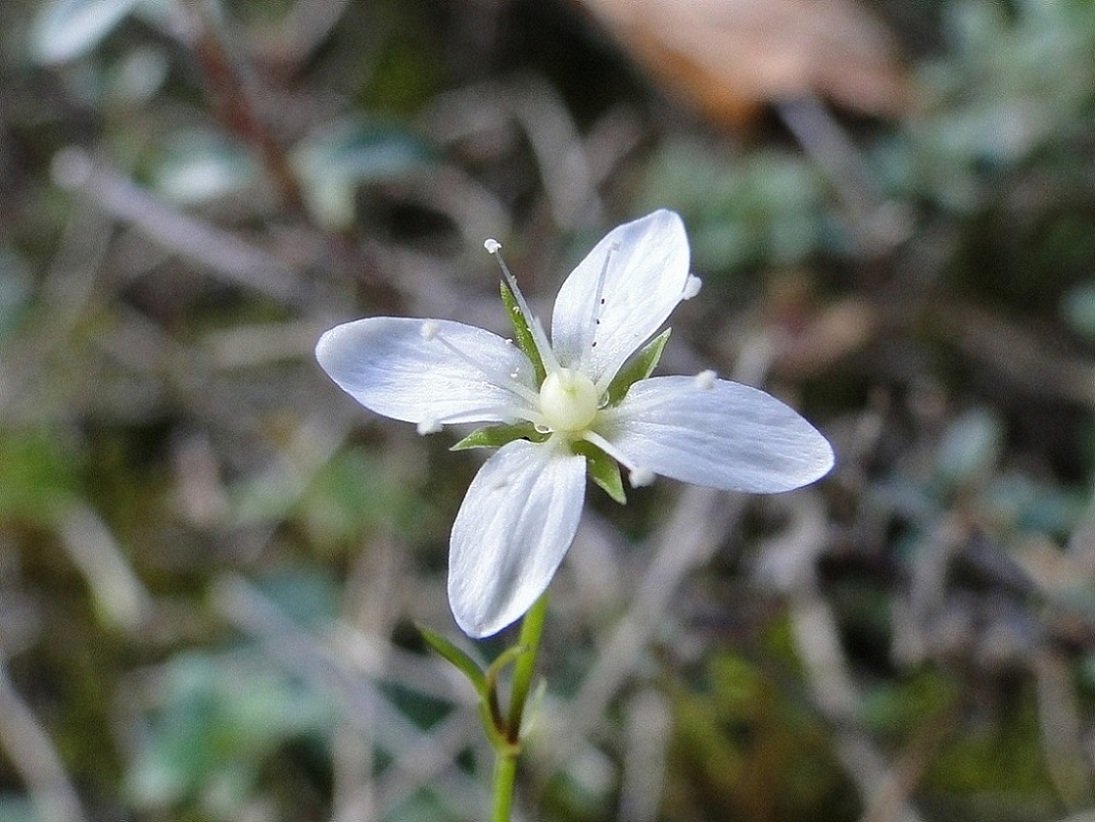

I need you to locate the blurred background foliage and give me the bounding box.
[1,0,1095,820]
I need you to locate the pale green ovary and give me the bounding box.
[538,368,599,434]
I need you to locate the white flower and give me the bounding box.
[315,210,833,637]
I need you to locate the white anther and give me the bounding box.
[484,238,502,254]
[693,369,717,389]
[420,319,440,340]
[629,467,655,488]
[417,416,442,435]
[682,274,702,300]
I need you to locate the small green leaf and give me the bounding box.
[0,429,80,523]
[500,280,547,385]
[33,0,142,64]
[519,677,548,738]
[450,423,544,451]
[152,130,259,205]
[291,119,435,228]
[604,328,672,406]
[417,624,487,698]
[573,441,626,504]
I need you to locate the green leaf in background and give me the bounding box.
[0,249,32,343]
[32,0,143,64]
[641,143,828,275]
[105,46,169,107]
[0,796,40,822]
[934,407,1004,492]
[291,119,435,229]
[231,448,405,548]
[384,790,464,822]
[294,448,406,547]
[0,429,79,524]
[253,567,339,629]
[151,130,259,205]
[126,651,336,813]
[1061,281,1095,339]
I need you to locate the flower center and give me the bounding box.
[539,368,599,433]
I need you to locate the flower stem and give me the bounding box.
[490,592,549,822]
[490,750,518,822]
[507,592,548,738]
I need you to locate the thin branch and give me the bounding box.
[210,574,489,818]
[761,490,928,822]
[0,659,89,822]
[177,0,305,210]
[51,148,300,301]
[1032,647,1094,808]
[617,688,672,822]
[57,501,153,632]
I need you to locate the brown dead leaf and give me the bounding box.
[577,0,911,125]
[774,297,877,377]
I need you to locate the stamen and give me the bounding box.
[420,319,440,340]
[428,404,549,431]
[582,430,636,471]
[693,369,717,389]
[682,274,702,300]
[421,320,540,407]
[484,238,560,372]
[582,241,618,370]
[581,431,658,489]
[417,416,442,435]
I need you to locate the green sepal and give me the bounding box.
[500,280,547,385]
[450,422,546,451]
[518,677,548,738]
[572,440,626,504]
[417,624,488,698]
[604,328,672,406]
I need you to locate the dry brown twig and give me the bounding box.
[754,490,928,822]
[210,574,492,818]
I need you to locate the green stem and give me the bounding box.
[507,592,548,739]
[490,750,518,822]
[489,592,549,822]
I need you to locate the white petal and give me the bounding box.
[449,440,586,637]
[551,210,690,384]
[315,317,535,426]
[603,377,834,493]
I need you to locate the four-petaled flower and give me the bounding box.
[316,210,833,637]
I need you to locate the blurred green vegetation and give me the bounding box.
[2,0,1095,820]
